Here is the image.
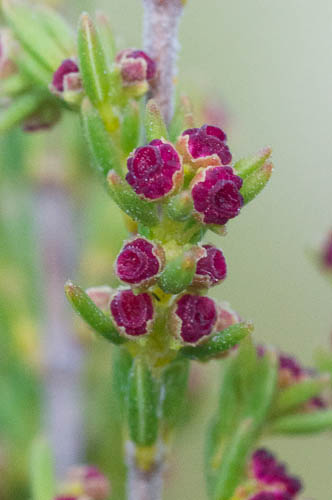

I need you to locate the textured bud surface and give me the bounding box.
[173,294,217,344]
[115,237,164,285]
[110,289,154,337]
[126,139,182,200]
[251,449,302,498]
[116,49,156,85]
[51,58,81,94]
[177,124,232,168]
[194,244,227,287]
[191,166,243,225]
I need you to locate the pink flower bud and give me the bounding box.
[126,139,183,200]
[191,165,243,225]
[66,465,111,500]
[215,302,241,331]
[322,232,332,269]
[172,294,217,345]
[250,449,302,498]
[193,244,227,288]
[0,28,17,78]
[86,286,113,310]
[176,124,232,169]
[50,59,82,99]
[110,289,154,337]
[116,49,156,86]
[115,237,165,286]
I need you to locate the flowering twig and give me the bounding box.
[142,0,184,124]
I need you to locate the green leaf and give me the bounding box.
[121,101,140,155]
[30,437,56,500]
[205,358,240,496]
[36,5,75,57]
[161,359,189,432]
[106,170,159,227]
[240,161,274,205]
[127,358,159,446]
[81,97,123,176]
[144,99,168,142]
[0,73,30,97]
[64,281,125,345]
[95,10,116,66]
[166,191,193,222]
[169,94,195,143]
[180,322,252,362]
[3,0,66,72]
[273,376,330,416]
[158,246,202,294]
[234,147,272,179]
[270,409,332,434]
[16,49,52,87]
[112,347,133,416]
[213,350,278,500]
[0,93,45,134]
[78,12,110,107]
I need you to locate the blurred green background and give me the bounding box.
[2,0,332,498]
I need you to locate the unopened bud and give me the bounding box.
[85,286,113,310]
[50,58,82,104]
[110,289,155,338]
[116,48,156,96]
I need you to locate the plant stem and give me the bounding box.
[35,179,84,477]
[142,0,184,125]
[126,442,164,500]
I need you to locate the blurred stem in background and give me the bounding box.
[123,2,184,500]
[35,173,84,477]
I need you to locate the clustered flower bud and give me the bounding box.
[322,232,332,270]
[0,28,17,78]
[116,49,156,94]
[177,124,232,169]
[215,301,241,331]
[126,139,183,200]
[248,449,302,500]
[193,244,227,288]
[58,465,111,500]
[258,346,327,410]
[115,237,164,286]
[191,166,243,225]
[86,286,113,310]
[110,289,154,337]
[50,58,82,100]
[171,293,217,344]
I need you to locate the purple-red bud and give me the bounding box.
[176,124,232,169]
[0,28,17,78]
[110,289,154,338]
[116,49,156,87]
[191,165,243,225]
[193,244,227,288]
[86,286,113,310]
[64,465,111,500]
[115,237,165,286]
[50,58,82,98]
[250,449,302,499]
[171,294,217,345]
[322,232,332,269]
[126,139,183,200]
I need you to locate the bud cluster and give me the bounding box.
[55,465,111,500]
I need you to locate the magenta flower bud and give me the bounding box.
[172,294,217,345]
[86,286,113,310]
[115,237,165,287]
[176,124,232,169]
[215,302,241,331]
[193,244,227,288]
[322,232,332,269]
[116,49,156,87]
[249,493,291,500]
[110,289,154,337]
[126,139,183,200]
[66,465,111,500]
[50,59,82,101]
[251,449,302,498]
[191,166,243,226]
[0,28,17,78]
